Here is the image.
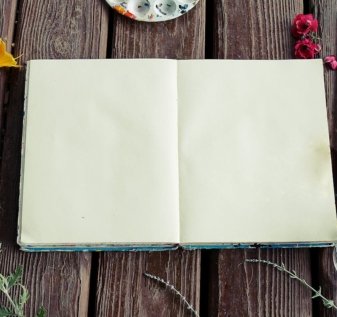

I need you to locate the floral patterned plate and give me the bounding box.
[106,0,200,22]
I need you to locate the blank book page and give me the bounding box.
[19,59,180,245]
[178,59,337,244]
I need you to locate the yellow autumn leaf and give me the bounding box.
[0,38,21,68]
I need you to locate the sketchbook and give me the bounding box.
[18,59,337,251]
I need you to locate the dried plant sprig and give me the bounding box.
[144,273,200,317]
[246,259,337,311]
[0,266,46,317]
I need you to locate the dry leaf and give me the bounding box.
[0,38,21,68]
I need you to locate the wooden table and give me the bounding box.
[0,1,336,316]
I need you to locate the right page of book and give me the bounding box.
[178,59,337,244]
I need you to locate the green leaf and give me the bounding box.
[323,299,335,309]
[312,287,322,299]
[19,286,29,308]
[35,306,47,317]
[7,266,23,289]
[0,274,8,290]
[0,307,13,317]
[0,275,5,291]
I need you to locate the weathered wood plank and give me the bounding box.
[0,0,109,316]
[95,3,205,316]
[208,1,313,316]
[0,0,17,41]
[311,0,337,147]
[0,0,18,164]
[212,0,301,60]
[310,1,337,316]
[111,4,205,59]
[96,251,200,316]
[311,248,337,317]
[207,249,312,316]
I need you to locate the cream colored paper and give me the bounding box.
[19,59,180,245]
[178,59,337,243]
[19,59,337,248]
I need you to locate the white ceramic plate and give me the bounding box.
[106,0,200,22]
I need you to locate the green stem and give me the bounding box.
[2,289,21,316]
[144,273,200,317]
[246,259,337,311]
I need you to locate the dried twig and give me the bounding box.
[246,259,337,311]
[144,272,200,317]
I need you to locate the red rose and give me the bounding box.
[324,55,337,70]
[291,14,319,38]
[294,39,321,59]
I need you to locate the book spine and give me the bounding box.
[17,60,31,247]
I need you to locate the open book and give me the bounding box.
[18,59,337,251]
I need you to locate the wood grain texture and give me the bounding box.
[111,1,205,59]
[211,0,301,59]
[310,1,337,316]
[311,248,337,317]
[0,0,18,166]
[0,0,17,42]
[206,249,312,317]
[96,251,200,317]
[95,2,205,316]
[311,0,337,147]
[208,1,313,316]
[0,0,108,316]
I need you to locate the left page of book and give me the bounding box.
[19,59,180,246]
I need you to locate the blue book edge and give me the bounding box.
[20,242,336,252]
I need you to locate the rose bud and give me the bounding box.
[294,39,320,59]
[291,14,319,38]
[324,55,337,70]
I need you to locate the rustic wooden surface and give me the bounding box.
[0,0,17,156]
[0,0,108,316]
[0,0,336,316]
[311,1,337,316]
